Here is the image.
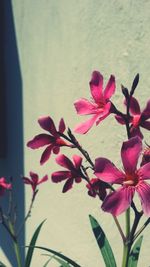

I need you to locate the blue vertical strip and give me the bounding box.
[0,0,25,266]
[0,0,6,157]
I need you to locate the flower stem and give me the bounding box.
[113,216,125,242]
[122,243,130,267]
[126,208,130,236]
[8,222,22,267]
[133,217,150,242]
[121,208,131,267]
[17,190,38,236]
[59,129,115,192]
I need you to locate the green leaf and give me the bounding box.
[34,246,81,267]
[25,220,46,267]
[0,262,7,267]
[43,256,55,267]
[52,256,71,266]
[128,236,143,267]
[42,254,71,267]
[89,215,117,267]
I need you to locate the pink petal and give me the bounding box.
[94,158,124,184]
[89,71,103,103]
[38,116,57,135]
[130,127,143,139]
[138,162,150,180]
[27,134,51,149]
[74,114,99,134]
[0,177,6,183]
[136,181,150,216]
[59,118,66,133]
[96,102,111,125]
[141,120,150,130]
[0,178,11,189]
[40,145,53,165]
[115,115,126,125]
[23,177,32,185]
[72,155,82,169]
[29,171,38,184]
[104,75,115,100]
[101,186,135,216]
[121,136,142,173]
[51,171,71,182]
[38,175,48,185]
[141,99,150,120]
[62,178,74,193]
[129,97,141,115]
[56,154,74,170]
[6,184,11,189]
[74,99,97,115]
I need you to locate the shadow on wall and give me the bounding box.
[0,0,24,266]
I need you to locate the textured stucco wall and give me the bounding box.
[2,1,150,266]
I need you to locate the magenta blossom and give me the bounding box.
[74,71,115,134]
[86,178,108,200]
[94,136,150,216]
[23,171,48,192]
[115,97,150,138]
[0,177,11,196]
[51,154,83,193]
[27,116,70,165]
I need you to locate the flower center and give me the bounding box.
[98,101,105,108]
[123,172,139,186]
[132,114,141,128]
[56,137,68,146]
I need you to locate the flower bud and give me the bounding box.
[141,145,150,166]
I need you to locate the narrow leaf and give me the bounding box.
[43,254,71,267]
[0,262,7,267]
[89,215,117,267]
[34,246,81,267]
[25,220,46,267]
[42,254,55,267]
[53,256,71,266]
[128,236,143,267]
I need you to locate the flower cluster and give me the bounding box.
[0,71,150,267]
[26,70,150,218]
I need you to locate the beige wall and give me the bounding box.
[3,1,150,266]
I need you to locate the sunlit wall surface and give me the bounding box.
[3,1,150,266]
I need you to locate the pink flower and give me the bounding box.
[115,97,150,138]
[0,177,11,196]
[86,178,108,200]
[94,136,150,216]
[27,116,70,165]
[23,171,48,192]
[51,154,83,193]
[74,71,115,134]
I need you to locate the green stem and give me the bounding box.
[122,244,130,267]
[121,208,130,267]
[113,216,125,242]
[126,208,130,236]
[8,222,22,267]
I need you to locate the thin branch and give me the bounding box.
[17,189,38,236]
[133,217,150,242]
[113,215,126,243]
